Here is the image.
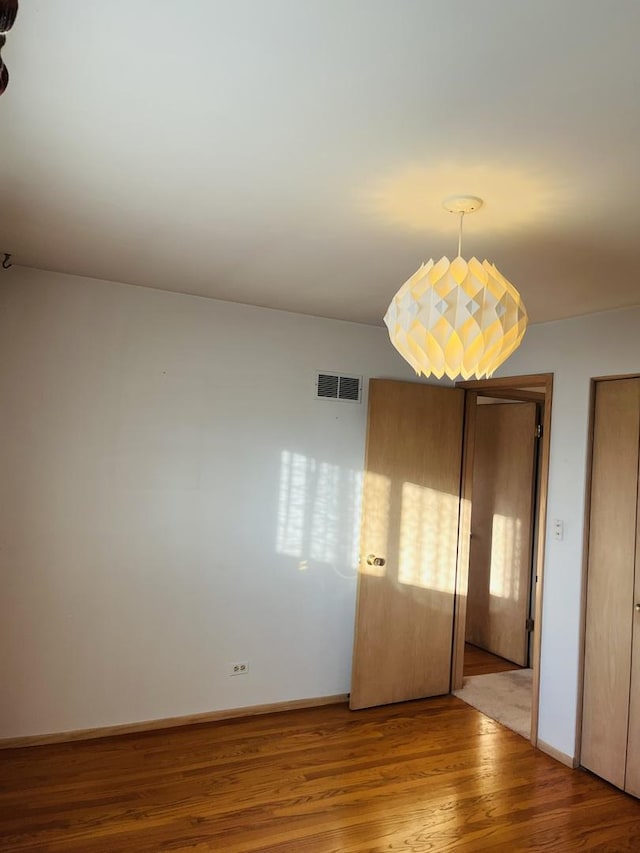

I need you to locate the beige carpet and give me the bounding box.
[453,668,533,738]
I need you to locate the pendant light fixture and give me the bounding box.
[383,195,528,380]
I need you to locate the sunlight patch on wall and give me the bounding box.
[276,450,362,575]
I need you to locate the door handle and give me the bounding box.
[635,603,640,612]
[366,554,386,567]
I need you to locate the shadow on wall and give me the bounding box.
[276,450,362,579]
[276,450,463,595]
[275,447,524,605]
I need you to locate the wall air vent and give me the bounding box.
[316,372,362,403]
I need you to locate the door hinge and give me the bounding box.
[526,618,535,632]
[535,424,542,439]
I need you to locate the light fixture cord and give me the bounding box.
[458,211,464,257]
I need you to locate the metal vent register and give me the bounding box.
[316,372,362,403]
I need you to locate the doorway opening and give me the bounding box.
[451,374,553,745]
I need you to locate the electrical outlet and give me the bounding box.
[229,661,249,677]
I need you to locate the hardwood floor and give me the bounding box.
[464,642,525,677]
[1,697,640,852]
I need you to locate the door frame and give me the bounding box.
[452,373,554,747]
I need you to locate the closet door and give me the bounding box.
[581,378,640,790]
[625,430,640,797]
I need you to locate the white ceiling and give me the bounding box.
[1,0,640,325]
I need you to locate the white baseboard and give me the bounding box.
[537,738,577,768]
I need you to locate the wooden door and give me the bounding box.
[626,443,640,797]
[465,402,538,666]
[581,378,640,790]
[350,379,465,710]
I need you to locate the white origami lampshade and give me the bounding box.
[384,255,528,380]
[384,193,528,381]
[384,257,528,379]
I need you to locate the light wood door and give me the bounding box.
[627,466,640,797]
[350,379,465,710]
[465,402,537,666]
[581,378,640,790]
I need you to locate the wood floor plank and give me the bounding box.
[463,642,524,677]
[1,697,639,851]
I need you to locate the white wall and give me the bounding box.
[1,265,638,760]
[0,266,416,737]
[495,305,640,758]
